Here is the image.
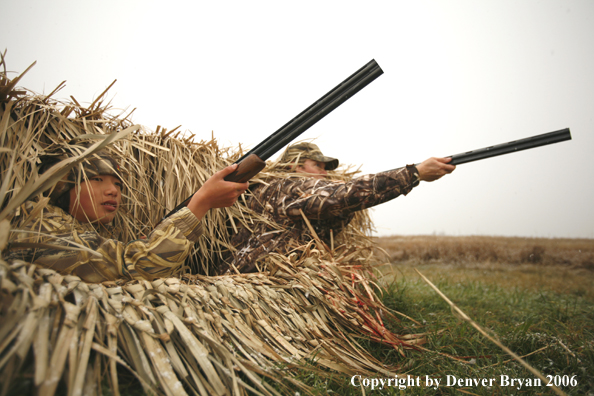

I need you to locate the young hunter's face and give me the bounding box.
[296,159,327,179]
[69,175,122,224]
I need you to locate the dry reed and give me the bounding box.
[0,54,415,395]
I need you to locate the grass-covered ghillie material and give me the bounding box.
[0,55,421,395]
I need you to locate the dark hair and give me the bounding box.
[54,192,70,213]
[37,155,69,212]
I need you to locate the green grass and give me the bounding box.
[289,262,594,395]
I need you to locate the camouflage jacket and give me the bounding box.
[220,165,420,274]
[5,202,203,283]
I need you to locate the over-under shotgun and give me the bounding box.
[164,59,383,219]
[448,128,571,165]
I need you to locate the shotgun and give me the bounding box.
[164,59,384,219]
[448,128,571,165]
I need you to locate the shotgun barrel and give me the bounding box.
[162,59,383,219]
[235,59,383,163]
[449,128,571,165]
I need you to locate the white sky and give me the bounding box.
[2,0,593,239]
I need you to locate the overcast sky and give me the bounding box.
[2,0,593,239]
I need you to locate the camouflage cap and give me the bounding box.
[279,142,339,171]
[39,147,125,203]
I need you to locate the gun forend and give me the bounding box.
[224,154,266,183]
[449,128,571,166]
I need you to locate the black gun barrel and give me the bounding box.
[161,60,383,221]
[449,128,571,165]
[235,59,383,163]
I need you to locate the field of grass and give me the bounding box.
[295,235,594,395]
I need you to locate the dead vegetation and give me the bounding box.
[375,235,594,270]
[0,54,414,395]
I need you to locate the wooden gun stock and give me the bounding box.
[224,154,266,183]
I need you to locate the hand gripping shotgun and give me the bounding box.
[163,59,384,219]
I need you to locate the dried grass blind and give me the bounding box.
[0,55,417,396]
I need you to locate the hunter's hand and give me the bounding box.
[416,157,456,182]
[187,164,249,220]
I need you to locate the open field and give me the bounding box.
[375,235,594,269]
[375,235,594,300]
[294,235,594,395]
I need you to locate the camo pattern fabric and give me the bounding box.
[5,202,203,283]
[39,149,125,203]
[219,165,420,274]
[279,142,339,170]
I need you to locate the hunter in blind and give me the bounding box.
[6,142,248,282]
[218,142,455,274]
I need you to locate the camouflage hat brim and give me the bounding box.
[43,151,125,202]
[304,153,339,171]
[280,142,339,170]
[82,155,124,180]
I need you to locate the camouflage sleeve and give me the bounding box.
[6,204,202,282]
[274,165,420,220]
[105,207,203,280]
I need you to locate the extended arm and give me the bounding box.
[278,165,420,221]
[269,157,454,221]
[416,157,456,182]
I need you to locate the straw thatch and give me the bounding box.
[0,54,420,395]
